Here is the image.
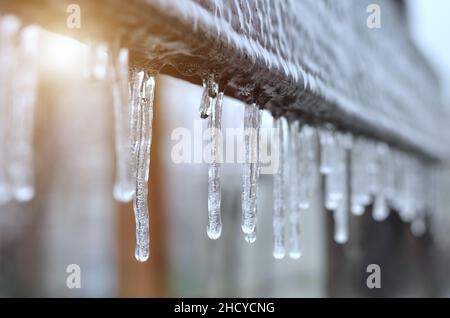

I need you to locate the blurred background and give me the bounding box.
[0,0,450,297]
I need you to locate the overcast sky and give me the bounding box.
[408,0,450,88]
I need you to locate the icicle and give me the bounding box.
[411,216,426,237]
[384,146,396,203]
[350,139,366,215]
[319,127,334,174]
[397,154,416,222]
[206,92,223,240]
[241,103,262,236]
[272,116,287,259]
[333,136,349,244]
[372,143,390,221]
[8,25,40,202]
[198,75,226,240]
[0,15,21,204]
[392,150,406,215]
[85,41,108,80]
[298,125,316,210]
[288,120,301,259]
[243,106,263,245]
[132,73,155,262]
[324,133,342,210]
[129,69,145,176]
[366,141,380,197]
[110,46,135,202]
[199,75,218,119]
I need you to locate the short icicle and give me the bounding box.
[199,75,218,119]
[241,103,262,237]
[298,125,316,210]
[319,127,334,175]
[85,41,108,80]
[110,46,135,202]
[372,143,390,221]
[9,25,40,202]
[132,73,155,262]
[272,116,287,259]
[206,92,223,240]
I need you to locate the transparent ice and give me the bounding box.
[132,74,155,262]
[207,92,223,240]
[241,103,262,236]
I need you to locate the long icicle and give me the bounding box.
[0,15,21,204]
[350,139,366,215]
[324,133,341,210]
[273,116,287,259]
[129,69,145,179]
[111,47,135,202]
[9,25,40,202]
[133,73,155,262]
[244,105,262,243]
[241,103,261,236]
[333,135,349,244]
[288,120,301,259]
[207,92,223,239]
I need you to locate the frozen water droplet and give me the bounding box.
[289,250,302,260]
[110,46,135,202]
[206,92,223,240]
[245,226,257,244]
[132,74,155,262]
[373,195,389,221]
[14,186,35,202]
[351,204,365,216]
[272,116,287,259]
[241,103,262,235]
[411,216,426,237]
[334,226,349,244]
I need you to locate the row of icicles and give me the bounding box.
[0,14,435,262]
[200,88,433,260]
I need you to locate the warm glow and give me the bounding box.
[40,30,88,75]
